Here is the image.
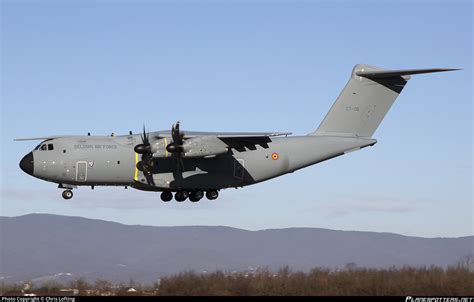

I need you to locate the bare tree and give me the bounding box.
[456,254,474,271]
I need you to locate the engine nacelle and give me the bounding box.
[183,136,228,158]
[150,138,169,158]
[151,136,228,158]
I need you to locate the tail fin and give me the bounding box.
[311,64,459,137]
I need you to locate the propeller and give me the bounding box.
[166,121,185,171]
[134,125,155,186]
[166,122,184,153]
[133,122,185,183]
[134,125,151,154]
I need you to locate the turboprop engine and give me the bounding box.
[152,136,228,158]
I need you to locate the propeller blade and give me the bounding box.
[135,124,151,153]
[141,153,155,186]
[167,121,185,154]
[144,173,155,186]
[171,121,184,145]
[134,124,155,186]
[179,155,184,171]
[142,125,150,146]
[170,122,185,173]
[171,153,184,173]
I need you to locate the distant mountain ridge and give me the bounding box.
[1,214,472,283]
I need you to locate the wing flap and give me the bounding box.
[219,137,272,152]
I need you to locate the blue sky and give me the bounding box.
[1,0,472,237]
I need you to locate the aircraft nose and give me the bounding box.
[19,152,34,176]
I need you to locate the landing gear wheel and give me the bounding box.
[175,191,188,202]
[206,190,219,200]
[62,190,73,200]
[161,191,173,202]
[189,190,204,202]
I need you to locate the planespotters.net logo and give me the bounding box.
[406,297,474,302]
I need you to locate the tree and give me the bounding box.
[457,254,474,271]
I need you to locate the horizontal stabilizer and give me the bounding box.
[356,68,460,79]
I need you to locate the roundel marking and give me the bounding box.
[271,152,279,160]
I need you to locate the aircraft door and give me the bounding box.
[76,161,88,182]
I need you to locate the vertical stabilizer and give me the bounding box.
[311,64,458,137]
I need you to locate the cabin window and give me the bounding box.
[48,144,54,150]
[40,145,47,151]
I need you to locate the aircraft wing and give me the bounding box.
[154,130,291,138]
[14,135,116,141]
[14,136,72,141]
[213,132,293,152]
[217,132,292,138]
[154,131,292,152]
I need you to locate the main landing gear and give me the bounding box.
[189,190,204,202]
[62,190,73,200]
[206,190,219,200]
[159,190,219,202]
[160,191,173,202]
[174,191,188,202]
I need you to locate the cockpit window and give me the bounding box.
[34,142,54,151]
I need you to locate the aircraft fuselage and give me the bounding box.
[21,134,376,192]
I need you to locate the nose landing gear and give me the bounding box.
[62,190,73,200]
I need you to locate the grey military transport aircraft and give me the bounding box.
[17,64,458,202]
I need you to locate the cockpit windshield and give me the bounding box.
[34,142,54,151]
